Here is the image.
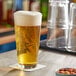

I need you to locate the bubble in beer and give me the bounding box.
[14,11,42,26]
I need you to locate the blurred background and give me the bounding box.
[0,0,75,53]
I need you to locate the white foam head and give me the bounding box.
[14,11,42,26]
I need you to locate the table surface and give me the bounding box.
[0,49,76,76]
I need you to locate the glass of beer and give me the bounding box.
[14,11,42,69]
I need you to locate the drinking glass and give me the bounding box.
[47,0,69,48]
[67,3,76,52]
[14,11,42,69]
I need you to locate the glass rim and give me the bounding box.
[70,3,76,9]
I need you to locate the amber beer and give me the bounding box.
[14,11,42,69]
[15,25,40,68]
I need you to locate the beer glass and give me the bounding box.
[47,0,69,48]
[67,3,76,52]
[14,11,42,69]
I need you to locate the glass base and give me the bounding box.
[19,64,37,69]
[66,45,76,52]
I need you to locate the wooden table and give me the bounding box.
[0,49,76,76]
